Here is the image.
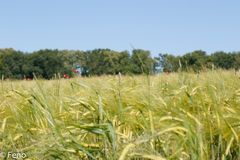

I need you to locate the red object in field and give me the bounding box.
[72,69,78,73]
[63,74,70,79]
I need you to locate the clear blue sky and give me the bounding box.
[0,1,239,56]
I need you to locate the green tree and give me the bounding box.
[26,49,71,79]
[86,49,125,75]
[210,51,235,69]
[0,48,25,79]
[130,49,154,74]
[181,50,207,72]
[117,51,131,74]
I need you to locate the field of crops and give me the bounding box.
[1,70,240,159]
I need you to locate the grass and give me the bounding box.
[0,70,240,159]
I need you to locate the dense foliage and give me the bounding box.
[156,50,240,72]
[1,48,240,79]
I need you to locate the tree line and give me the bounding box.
[0,48,240,79]
[157,50,240,72]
